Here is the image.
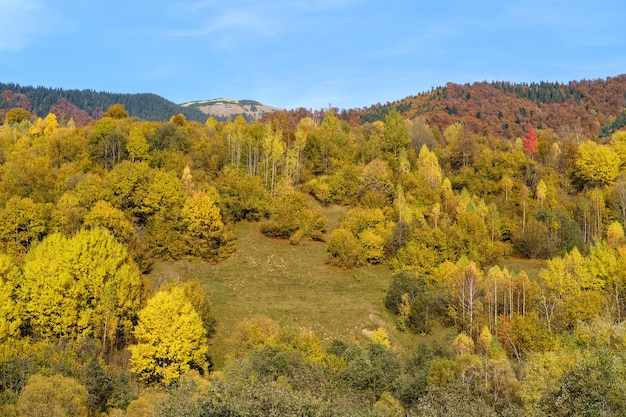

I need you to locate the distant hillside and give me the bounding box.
[352,74,626,139]
[180,98,279,122]
[0,83,208,125]
[5,75,626,138]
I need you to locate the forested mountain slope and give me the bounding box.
[0,83,208,124]
[351,74,626,140]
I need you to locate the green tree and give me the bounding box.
[539,349,626,417]
[227,315,280,358]
[261,182,326,244]
[215,166,270,221]
[4,107,31,125]
[87,118,128,169]
[129,286,209,386]
[326,227,364,268]
[17,373,89,417]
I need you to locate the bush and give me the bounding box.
[261,183,326,244]
[326,228,364,268]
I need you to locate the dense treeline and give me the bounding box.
[1,95,626,415]
[0,83,207,125]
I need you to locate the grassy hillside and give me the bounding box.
[147,196,548,368]
[148,205,397,368]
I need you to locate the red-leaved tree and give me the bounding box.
[523,126,538,155]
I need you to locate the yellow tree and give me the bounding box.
[21,229,144,348]
[162,278,216,337]
[129,286,208,386]
[446,260,484,338]
[359,159,395,207]
[0,253,22,342]
[607,221,625,247]
[223,114,246,169]
[287,116,313,185]
[0,196,50,258]
[182,165,194,194]
[417,145,443,190]
[52,192,86,236]
[103,103,129,119]
[588,187,605,239]
[4,107,31,125]
[574,140,620,188]
[262,181,326,244]
[84,200,136,244]
[84,200,150,272]
[610,130,626,167]
[227,315,280,358]
[261,124,284,192]
[127,126,150,162]
[181,191,235,262]
[538,247,604,333]
[536,179,547,208]
[43,113,59,137]
[319,109,343,174]
[28,117,44,137]
[383,109,410,159]
[443,122,475,169]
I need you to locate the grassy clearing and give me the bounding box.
[147,203,550,368]
[148,205,396,368]
[500,256,547,281]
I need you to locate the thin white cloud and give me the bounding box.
[171,11,275,38]
[169,0,361,50]
[178,0,358,13]
[0,0,64,51]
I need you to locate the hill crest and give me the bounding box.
[180,98,278,121]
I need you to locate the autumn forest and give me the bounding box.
[2,75,626,416]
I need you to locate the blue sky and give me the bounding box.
[1,0,625,110]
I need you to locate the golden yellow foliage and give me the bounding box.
[130,286,208,386]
